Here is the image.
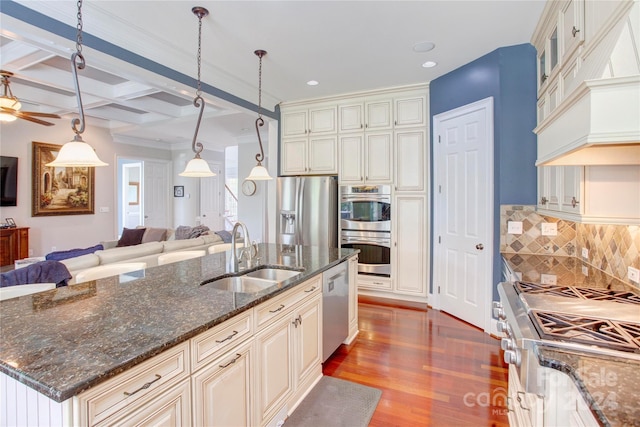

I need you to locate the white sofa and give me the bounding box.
[61,234,232,285]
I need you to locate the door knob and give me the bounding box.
[476,243,484,250]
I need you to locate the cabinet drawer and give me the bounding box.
[358,275,392,291]
[191,309,254,372]
[76,342,190,426]
[255,276,321,330]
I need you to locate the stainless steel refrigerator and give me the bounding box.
[276,176,338,247]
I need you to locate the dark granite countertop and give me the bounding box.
[502,253,639,427]
[537,346,640,427]
[0,244,357,402]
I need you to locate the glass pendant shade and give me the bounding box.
[46,137,108,167]
[247,164,272,180]
[179,156,216,177]
[0,111,17,122]
[0,97,21,110]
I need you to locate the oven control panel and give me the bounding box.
[494,301,521,366]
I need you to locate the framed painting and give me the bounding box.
[32,141,95,216]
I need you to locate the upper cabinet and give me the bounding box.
[282,105,337,138]
[561,0,584,64]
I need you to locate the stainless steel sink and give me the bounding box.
[243,268,301,281]
[206,276,279,293]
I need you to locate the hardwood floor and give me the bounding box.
[323,302,509,426]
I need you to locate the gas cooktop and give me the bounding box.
[514,281,640,354]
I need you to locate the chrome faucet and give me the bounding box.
[231,222,252,272]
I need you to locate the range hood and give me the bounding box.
[535,76,640,166]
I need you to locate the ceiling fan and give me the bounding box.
[0,70,61,126]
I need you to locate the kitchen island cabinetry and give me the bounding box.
[0,245,354,427]
[537,164,640,224]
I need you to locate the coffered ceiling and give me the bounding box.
[0,1,546,151]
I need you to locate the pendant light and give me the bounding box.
[179,6,215,178]
[46,0,107,167]
[246,50,273,181]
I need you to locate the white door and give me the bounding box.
[200,161,222,230]
[433,97,493,330]
[122,163,143,229]
[143,160,170,228]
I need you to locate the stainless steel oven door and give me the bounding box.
[340,185,391,232]
[341,230,391,276]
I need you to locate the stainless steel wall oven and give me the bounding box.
[340,185,391,277]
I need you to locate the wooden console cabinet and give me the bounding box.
[0,227,29,267]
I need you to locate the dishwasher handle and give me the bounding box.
[324,269,347,294]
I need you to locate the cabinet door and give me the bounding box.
[338,103,364,133]
[365,99,392,130]
[106,380,191,427]
[282,110,308,138]
[308,136,338,174]
[255,317,293,424]
[560,166,584,214]
[395,129,425,192]
[309,106,337,134]
[547,166,562,211]
[537,166,550,209]
[365,132,392,183]
[394,95,426,127]
[562,0,584,62]
[293,295,322,388]
[339,134,364,184]
[192,341,253,427]
[281,139,308,175]
[393,195,426,296]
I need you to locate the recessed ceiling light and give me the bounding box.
[413,41,435,53]
[422,61,437,68]
[307,80,319,86]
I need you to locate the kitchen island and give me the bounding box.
[0,244,357,426]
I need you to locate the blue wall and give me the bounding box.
[429,43,538,301]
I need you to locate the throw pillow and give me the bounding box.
[45,244,104,261]
[141,227,168,243]
[116,227,146,247]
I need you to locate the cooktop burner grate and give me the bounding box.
[515,281,640,305]
[530,310,640,353]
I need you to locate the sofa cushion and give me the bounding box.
[96,241,163,265]
[202,234,223,245]
[117,228,146,247]
[61,253,100,272]
[46,244,104,261]
[162,237,206,252]
[141,227,168,243]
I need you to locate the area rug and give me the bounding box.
[284,376,382,427]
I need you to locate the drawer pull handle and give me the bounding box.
[269,304,285,313]
[219,353,242,368]
[304,286,317,293]
[123,374,161,397]
[215,330,239,343]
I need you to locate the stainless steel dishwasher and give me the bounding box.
[322,262,349,362]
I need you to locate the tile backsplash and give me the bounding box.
[500,205,640,288]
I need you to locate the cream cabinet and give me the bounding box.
[191,340,253,427]
[394,94,426,128]
[394,129,426,192]
[281,136,338,175]
[392,195,427,297]
[543,367,598,427]
[254,276,322,427]
[506,365,543,427]
[538,165,640,224]
[561,0,584,63]
[74,342,191,427]
[282,105,337,138]
[339,132,392,185]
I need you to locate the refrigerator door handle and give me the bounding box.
[298,178,305,246]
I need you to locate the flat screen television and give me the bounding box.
[0,156,18,207]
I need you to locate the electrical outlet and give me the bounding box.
[541,222,557,236]
[51,246,57,252]
[99,206,109,213]
[628,266,640,283]
[581,265,589,276]
[581,247,589,258]
[507,221,523,234]
[28,249,34,257]
[541,274,557,285]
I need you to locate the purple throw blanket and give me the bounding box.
[0,260,72,288]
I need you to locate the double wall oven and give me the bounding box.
[340,185,391,277]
